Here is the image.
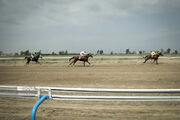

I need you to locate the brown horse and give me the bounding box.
[143,52,163,64]
[69,54,93,67]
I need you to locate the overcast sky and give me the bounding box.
[0,0,180,53]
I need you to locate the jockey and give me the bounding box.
[79,50,87,59]
[151,50,158,58]
[31,52,38,58]
[80,50,87,56]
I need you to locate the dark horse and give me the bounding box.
[144,52,163,64]
[69,54,93,67]
[25,53,42,64]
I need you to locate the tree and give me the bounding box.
[0,51,3,56]
[110,51,113,55]
[59,51,64,55]
[100,50,103,55]
[20,50,30,56]
[59,50,68,55]
[52,52,56,55]
[139,51,142,54]
[175,50,178,54]
[167,48,171,54]
[65,50,68,55]
[126,49,130,54]
[24,50,30,56]
[97,50,100,54]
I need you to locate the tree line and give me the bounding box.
[126,48,178,55]
[0,48,179,56]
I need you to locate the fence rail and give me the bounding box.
[0,92,37,98]
[1,85,180,101]
[52,95,180,101]
[1,85,180,93]
[1,85,180,120]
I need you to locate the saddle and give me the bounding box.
[78,56,84,60]
[151,54,157,59]
[30,57,34,61]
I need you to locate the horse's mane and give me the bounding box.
[87,53,93,55]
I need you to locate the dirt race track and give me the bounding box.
[0,56,180,120]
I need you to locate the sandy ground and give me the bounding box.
[0,57,180,120]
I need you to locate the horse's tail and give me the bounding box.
[69,56,75,62]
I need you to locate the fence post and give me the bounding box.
[31,95,50,120]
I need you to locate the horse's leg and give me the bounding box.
[150,58,153,63]
[69,61,72,65]
[83,61,85,67]
[69,58,78,66]
[156,59,158,64]
[86,61,91,65]
[69,60,74,65]
[151,58,155,63]
[69,58,77,66]
[144,56,151,63]
[26,59,30,64]
[144,59,147,63]
[73,59,78,66]
[37,61,41,65]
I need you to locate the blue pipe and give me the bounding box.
[31,95,50,120]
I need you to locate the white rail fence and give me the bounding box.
[1,85,180,120]
[1,85,180,101]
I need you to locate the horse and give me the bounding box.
[25,53,42,64]
[143,52,163,64]
[69,54,93,67]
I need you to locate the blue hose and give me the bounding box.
[31,95,50,120]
